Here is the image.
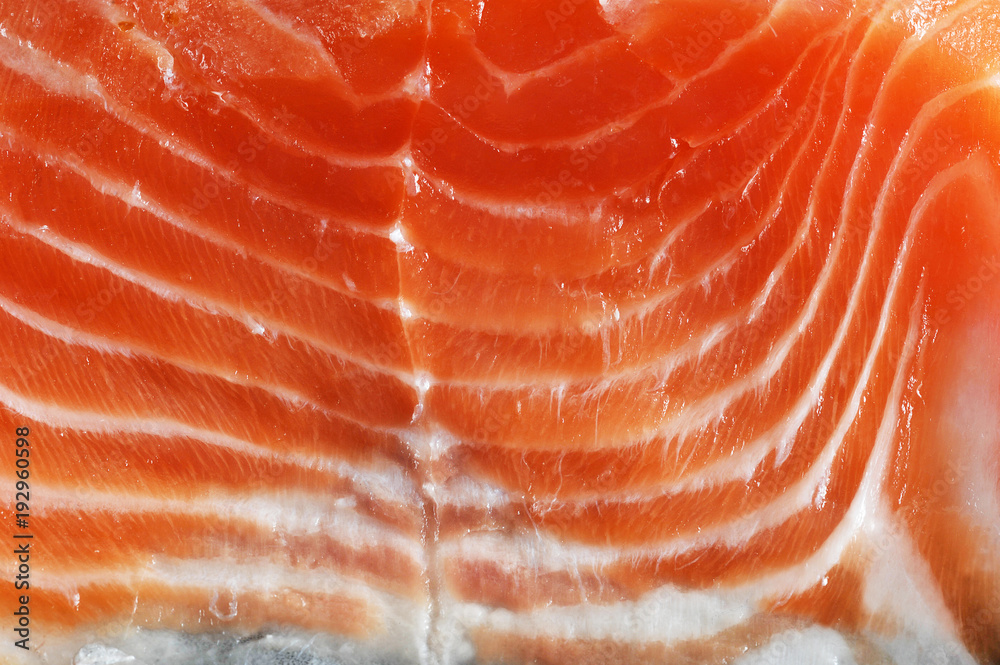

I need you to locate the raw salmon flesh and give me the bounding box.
[1,0,1000,663]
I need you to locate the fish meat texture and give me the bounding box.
[0,0,999,663]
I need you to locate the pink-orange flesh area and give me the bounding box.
[2,0,1000,663]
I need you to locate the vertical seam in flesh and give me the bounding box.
[394,3,439,664]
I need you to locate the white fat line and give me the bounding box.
[30,557,427,618]
[0,387,420,506]
[442,40,683,151]
[618,17,884,459]
[657,26,848,302]
[0,294,136,356]
[645,71,872,490]
[599,0,789,93]
[410,167,617,223]
[169,0,347,85]
[395,129,824,404]
[859,497,968,648]
[604,0,856,486]
[574,28,857,445]
[868,82,1000,240]
[0,126,394,299]
[657,11,897,472]
[440,582,753,646]
[0,29,101,101]
[237,0,423,106]
[732,625,865,665]
[842,156,1000,637]
[887,0,981,65]
[425,471,509,508]
[4,215,201,309]
[1,211,415,387]
[410,162,709,254]
[429,43,813,293]
[663,0,840,145]
[667,0,826,142]
[740,27,853,321]
[432,83,675,156]
[0,97,396,290]
[27,486,423,557]
[622,48,845,387]
[424,146,859,493]
[478,34,622,93]
[826,0,992,318]
[434,528,739,570]
[606,4,885,486]
[29,558,435,665]
[15,582,428,665]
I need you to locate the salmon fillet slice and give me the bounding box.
[2,0,1000,663]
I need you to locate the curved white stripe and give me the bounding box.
[31,487,423,558]
[441,583,753,645]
